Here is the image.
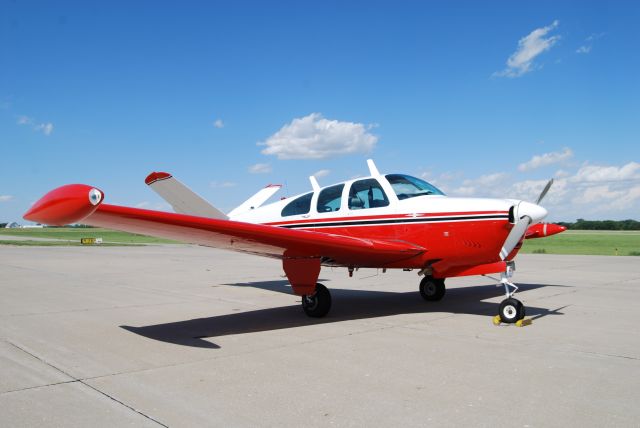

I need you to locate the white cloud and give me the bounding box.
[17,115,54,135]
[313,169,331,178]
[518,147,573,171]
[0,195,13,202]
[494,20,561,78]
[448,160,640,220]
[248,163,272,174]
[260,113,378,159]
[213,119,224,129]
[17,115,33,125]
[453,186,476,197]
[210,181,237,188]
[35,122,54,136]
[463,172,508,187]
[576,33,605,55]
[576,45,591,54]
[571,162,640,183]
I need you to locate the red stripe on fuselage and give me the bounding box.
[264,211,508,227]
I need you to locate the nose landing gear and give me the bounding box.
[495,265,526,324]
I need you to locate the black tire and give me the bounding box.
[419,277,446,301]
[302,283,332,318]
[518,302,526,320]
[499,298,524,324]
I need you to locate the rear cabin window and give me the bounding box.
[281,192,313,217]
[317,184,344,212]
[348,179,389,210]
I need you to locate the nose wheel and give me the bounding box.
[301,283,332,318]
[498,297,525,323]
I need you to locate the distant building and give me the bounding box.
[5,222,21,228]
[22,224,44,228]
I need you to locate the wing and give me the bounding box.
[23,184,425,267]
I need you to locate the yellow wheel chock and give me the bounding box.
[493,315,532,327]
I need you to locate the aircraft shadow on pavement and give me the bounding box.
[121,281,571,349]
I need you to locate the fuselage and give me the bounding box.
[232,173,548,273]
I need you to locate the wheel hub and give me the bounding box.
[303,294,319,311]
[503,305,517,319]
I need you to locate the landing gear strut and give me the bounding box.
[419,276,446,301]
[497,266,526,324]
[301,283,332,318]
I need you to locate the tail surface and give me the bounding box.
[145,172,228,220]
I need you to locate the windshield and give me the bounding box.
[385,174,445,200]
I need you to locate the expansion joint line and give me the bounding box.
[4,340,168,427]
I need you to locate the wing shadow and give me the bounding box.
[121,281,571,348]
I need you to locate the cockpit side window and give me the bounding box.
[348,179,389,210]
[281,192,313,217]
[385,174,445,200]
[317,184,344,213]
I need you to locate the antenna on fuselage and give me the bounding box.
[367,159,381,176]
[309,176,320,192]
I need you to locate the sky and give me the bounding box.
[1,0,639,223]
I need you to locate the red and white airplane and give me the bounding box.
[24,160,565,323]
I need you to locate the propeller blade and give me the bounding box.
[499,215,532,260]
[535,179,554,205]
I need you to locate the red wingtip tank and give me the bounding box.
[23,184,104,226]
[525,223,567,239]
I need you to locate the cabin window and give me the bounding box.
[317,184,344,212]
[385,174,445,200]
[281,192,313,217]
[348,179,389,210]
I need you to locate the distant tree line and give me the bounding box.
[558,219,640,230]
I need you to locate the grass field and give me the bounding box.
[0,228,178,245]
[520,230,640,256]
[1,227,639,256]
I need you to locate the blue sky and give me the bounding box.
[1,1,639,223]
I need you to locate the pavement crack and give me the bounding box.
[3,340,168,427]
[576,350,640,361]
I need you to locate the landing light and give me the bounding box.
[89,188,103,206]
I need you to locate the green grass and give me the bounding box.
[0,228,179,245]
[0,239,141,247]
[520,230,640,256]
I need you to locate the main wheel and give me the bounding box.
[498,298,525,324]
[302,283,332,318]
[419,277,446,301]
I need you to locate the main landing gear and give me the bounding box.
[301,283,332,318]
[419,276,446,301]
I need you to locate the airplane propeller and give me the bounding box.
[499,179,554,260]
[535,178,554,205]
